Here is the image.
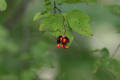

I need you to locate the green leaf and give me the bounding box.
[66,10,92,36]
[0,0,7,11]
[40,14,64,32]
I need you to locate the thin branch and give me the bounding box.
[53,0,57,14]
[53,0,62,13]
[111,43,120,58]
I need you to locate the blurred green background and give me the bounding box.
[0,0,120,80]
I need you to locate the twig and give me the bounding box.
[53,0,62,13]
[111,43,120,58]
[53,0,57,14]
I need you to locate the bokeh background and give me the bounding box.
[0,0,120,80]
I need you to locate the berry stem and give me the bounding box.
[53,0,67,35]
[62,16,66,35]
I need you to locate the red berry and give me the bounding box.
[62,38,66,43]
[56,35,70,49]
[61,44,64,48]
[57,44,60,48]
[64,45,69,49]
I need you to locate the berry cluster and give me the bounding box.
[56,35,69,49]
